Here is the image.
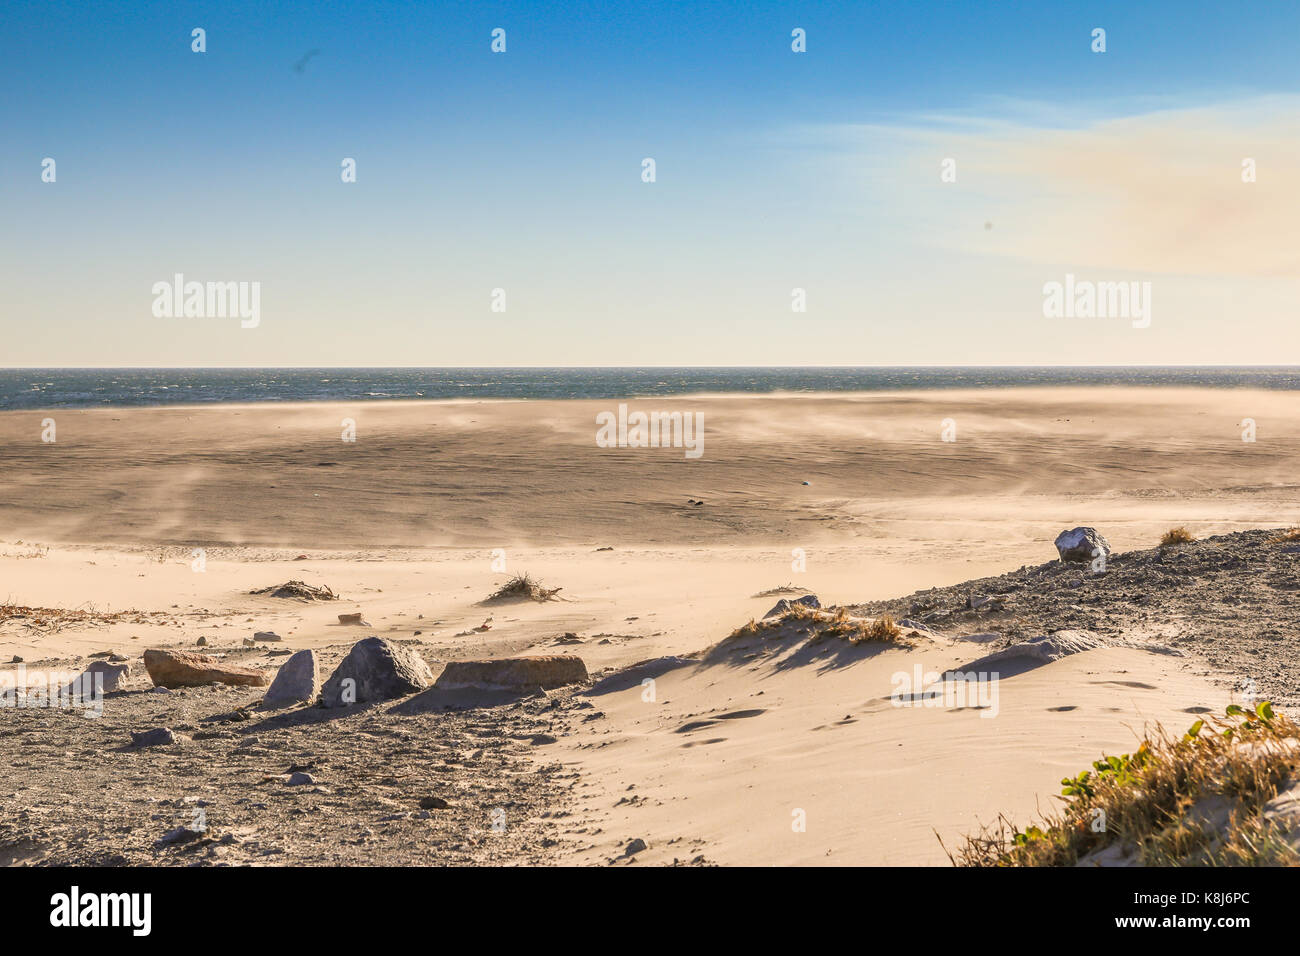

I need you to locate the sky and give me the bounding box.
[2,0,1299,367]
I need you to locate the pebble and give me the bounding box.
[131,728,179,747]
[156,825,204,847]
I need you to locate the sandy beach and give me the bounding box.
[2,387,1297,865]
[13,0,1300,929]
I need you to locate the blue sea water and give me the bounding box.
[1,367,1298,411]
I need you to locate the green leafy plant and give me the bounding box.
[1061,744,1151,799]
[950,702,1299,867]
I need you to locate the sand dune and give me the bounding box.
[564,636,1228,865]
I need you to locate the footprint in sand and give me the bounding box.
[675,719,719,734]
[674,709,766,734]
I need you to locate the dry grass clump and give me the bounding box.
[949,703,1300,867]
[783,600,823,621]
[861,615,904,642]
[726,606,907,646]
[816,609,905,645]
[726,617,770,641]
[484,572,562,603]
[1158,526,1196,548]
[751,583,812,598]
[1267,527,1300,544]
[249,580,337,601]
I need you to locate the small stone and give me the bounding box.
[285,772,316,786]
[196,636,207,646]
[260,649,319,710]
[624,838,647,856]
[419,796,451,810]
[131,728,179,747]
[78,659,130,693]
[156,825,205,847]
[253,631,282,642]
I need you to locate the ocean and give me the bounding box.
[1,367,1298,411]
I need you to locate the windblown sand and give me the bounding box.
[0,388,1295,865]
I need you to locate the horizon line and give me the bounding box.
[4,364,1300,372]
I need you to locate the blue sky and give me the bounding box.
[3,0,1299,366]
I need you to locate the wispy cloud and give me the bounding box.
[821,96,1300,279]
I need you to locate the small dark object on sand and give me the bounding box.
[250,580,337,601]
[484,573,562,603]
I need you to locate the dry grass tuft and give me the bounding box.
[485,572,562,603]
[1267,527,1300,544]
[726,618,767,641]
[249,580,337,601]
[750,583,812,598]
[860,615,904,643]
[1158,527,1196,548]
[783,600,823,621]
[948,703,1300,867]
[726,606,908,646]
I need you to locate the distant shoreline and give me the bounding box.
[3,366,1300,411]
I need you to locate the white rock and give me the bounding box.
[1054,527,1110,563]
